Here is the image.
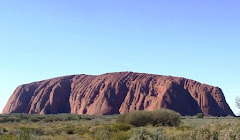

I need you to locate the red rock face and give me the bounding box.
[2,72,234,116]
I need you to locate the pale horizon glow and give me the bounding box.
[0,0,240,115]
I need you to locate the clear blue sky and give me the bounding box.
[0,0,239,114]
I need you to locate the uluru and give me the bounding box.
[2,72,234,116]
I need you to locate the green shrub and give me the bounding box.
[129,128,168,140]
[75,126,89,135]
[91,126,118,140]
[151,128,168,140]
[82,115,93,120]
[152,109,181,126]
[76,114,82,122]
[125,111,153,127]
[43,117,54,123]
[56,126,75,135]
[116,114,128,123]
[28,118,41,122]
[117,109,181,127]
[0,134,17,140]
[111,131,132,140]
[129,128,152,140]
[113,123,131,131]
[15,114,24,120]
[0,127,8,134]
[195,125,211,140]
[27,128,44,136]
[182,123,240,140]
[219,124,240,140]
[176,125,192,131]
[18,128,32,140]
[0,117,15,123]
[196,113,204,119]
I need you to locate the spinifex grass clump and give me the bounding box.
[196,113,204,119]
[129,127,168,140]
[116,109,181,127]
[91,124,132,140]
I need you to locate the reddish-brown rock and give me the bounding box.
[2,72,234,116]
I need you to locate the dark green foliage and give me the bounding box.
[18,128,32,140]
[43,117,54,123]
[0,114,100,124]
[125,111,153,127]
[0,117,15,123]
[76,114,82,122]
[196,113,204,119]
[0,127,8,134]
[129,128,153,140]
[15,114,24,120]
[116,113,128,123]
[0,134,17,140]
[0,114,34,123]
[81,115,94,120]
[28,118,41,122]
[110,131,132,140]
[92,125,118,140]
[129,128,168,140]
[91,125,132,140]
[152,109,181,126]
[117,109,181,127]
[112,123,131,131]
[56,126,75,135]
[75,126,90,135]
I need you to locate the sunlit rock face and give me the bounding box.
[2,72,235,116]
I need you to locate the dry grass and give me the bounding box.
[0,114,239,140]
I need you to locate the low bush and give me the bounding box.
[28,118,41,122]
[112,123,131,131]
[196,113,204,119]
[129,128,152,140]
[91,125,132,140]
[110,131,132,140]
[172,123,240,140]
[129,128,168,140]
[28,128,44,136]
[91,125,118,140]
[125,111,153,127]
[82,115,94,120]
[152,109,181,126]
[55,126,75,135]
[116,114,127,123]
[116,109,181,127]
[219,124,240,140]
[0,117,15,123]
[75,115,82,122]
[0,134,17,140]
[75,126,90,135]
[176,125,192,131]
[0,127,8,134]
[18,128,32,140]
[43,117,54,123]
